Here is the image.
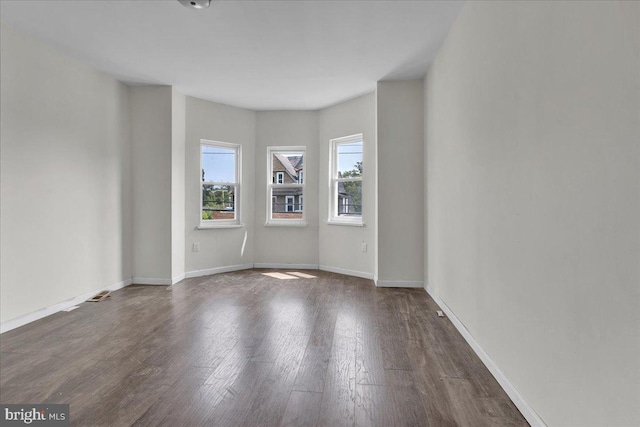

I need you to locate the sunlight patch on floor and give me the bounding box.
[262,272,299,280]
[261,271,318,280]
[287,271,317,279]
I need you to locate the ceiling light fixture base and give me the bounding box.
[178,0,211,10]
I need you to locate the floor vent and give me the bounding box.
[87,291,111,302]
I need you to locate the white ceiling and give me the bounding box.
[0,0,463,110]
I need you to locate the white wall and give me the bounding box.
[0,25,133,322]
[184,96,256,274]
[425,1,640,426]
[254,111,319,266]
[130,86,173,281]
[318,93,376,278]
[376,80,425,285]
[171,88,186,281]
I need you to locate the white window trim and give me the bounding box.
[200,139,242,228]
[297,195,303,212]
[328,133,363,226]
[266,146,306,226]
[276,172,284,184]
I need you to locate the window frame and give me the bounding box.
[266,146,306,226]
[329,134,364,226]
[200,139,242,228]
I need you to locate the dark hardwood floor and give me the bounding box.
[0,269,527,426]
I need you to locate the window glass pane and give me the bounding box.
[202,145,236,183]
[337,180,362,217]
[272,152,304,185]
[202,184,236,220]
[271,187,303,220]
[337,141,362,178]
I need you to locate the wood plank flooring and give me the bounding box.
[0,269,528,426]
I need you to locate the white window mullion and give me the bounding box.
[335,177,362,183]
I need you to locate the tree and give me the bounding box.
[202,184,234,219]
[340,161,362,178]
[339,162,363,213]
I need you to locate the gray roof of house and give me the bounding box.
[289,156,303,169]
[338,181,348,195]
[274,154,298,178]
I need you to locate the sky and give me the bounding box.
[202,146,236,182]
[202,140,363,183]
[337,141,362,175]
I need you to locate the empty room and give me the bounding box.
[0,0,638,426]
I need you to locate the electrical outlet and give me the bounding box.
[193,242,200,252]
[361,242,367,253]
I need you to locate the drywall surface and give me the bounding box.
[254,111,319,266]
[0,25,133,322]
[171,88,186,281]
[130,86,173,281]
[425,1,640,425]
[376,80,425,284]
[184,96,256,273]
[318,93,376,277]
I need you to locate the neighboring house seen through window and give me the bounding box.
[330,134,363,225]
[201,140,241,226]
[267,146,305,225]
[285,196,295,212]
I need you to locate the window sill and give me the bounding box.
[327,220,365,227]
[264,221,308,227]
[197,223,244,230]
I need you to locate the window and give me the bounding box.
[267,146,305,225]
[285,196,295,212]
[329,134,363,225]
[201,140,241,226]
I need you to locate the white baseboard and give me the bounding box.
[184,263,253,279]
[375,279,424,288]
[424,285,546,427]
[132,277,173,286]
[318,265,374,280]
[0,277,132,334]
[172,273,186,284]
[253,263,319,270]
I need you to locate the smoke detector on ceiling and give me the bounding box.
[178,0,211,9]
